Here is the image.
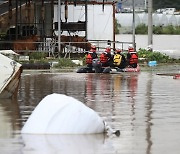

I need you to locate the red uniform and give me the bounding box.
[127,46,138,68]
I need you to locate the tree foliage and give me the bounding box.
[153,0,180,10]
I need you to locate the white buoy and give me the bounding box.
[21,93,106,134]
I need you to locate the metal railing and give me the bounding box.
[0,39,133,58]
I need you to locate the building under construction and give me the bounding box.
[0,0,117,56]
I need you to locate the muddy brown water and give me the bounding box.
[0,65,180,154]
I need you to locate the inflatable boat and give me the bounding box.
[77,59,140,73]
[173,74,180,79]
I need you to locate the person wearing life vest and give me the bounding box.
[113,47,126,69]
[100,45,113,67]
[86,43,98,67]
[127,44,138,68]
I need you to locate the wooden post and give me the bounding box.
[58,0,61,56]
[15,0,18,40]
[85,0,88,41]
[51,0,54,36]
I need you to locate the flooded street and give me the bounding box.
[0,65,180,154]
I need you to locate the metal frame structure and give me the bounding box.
[0,0,117,55]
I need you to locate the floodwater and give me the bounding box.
[0,65,180,154]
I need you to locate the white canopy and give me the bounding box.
[138,13,148,25]
[167,14,178,26]
[116,13,140,27]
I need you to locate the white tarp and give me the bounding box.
[54,4,114,40]
[21,93,105,134]
[115,13,140,27]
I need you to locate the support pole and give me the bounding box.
[8,0,12,39]
[41,0,45,38]
[51,0,54,36]
[85,0,87,41]
[15,0,18,40]
[148,0,153,50]
[58,0,61,56]
[113,2,115,50]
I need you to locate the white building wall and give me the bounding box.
[54,4,114,41]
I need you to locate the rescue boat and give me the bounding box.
[115,64,140,73]
[0,53,22,98]
[76,59,140,73]
[173,74,180,79]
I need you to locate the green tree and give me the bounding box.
[153,0,180,10]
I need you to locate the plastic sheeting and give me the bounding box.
[116,13,180,27]
[21,93,105,134]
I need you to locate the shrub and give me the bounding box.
[138,48,171,63]
[135,25,180,35]
[115,19,121,34]
[153,26,163,34]
[135,24,148,34]
[29,52,47,60]
[54,58,78,68]
[162,25,175,34]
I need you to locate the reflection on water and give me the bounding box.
[0,67,180,154]
[22,134,105,154]
[0,99,23,154]
[0,99,21,137]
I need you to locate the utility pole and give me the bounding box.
[148,0,153,51]
[58,0,61,56]
[132,0,136,50]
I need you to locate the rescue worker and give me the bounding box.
[126,44,138,68]
[113,47,126,69]
[86,43,98,67]
[100,45,113,67]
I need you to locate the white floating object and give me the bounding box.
[21,93,105,134]
[0,53,22,98]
